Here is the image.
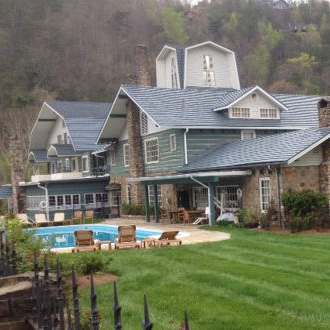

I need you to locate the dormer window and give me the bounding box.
[203,55,216,87]
[260,108,278,119]
[231,107,250,118]
[171,58,178,89]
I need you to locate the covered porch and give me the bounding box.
[128,170,251,225]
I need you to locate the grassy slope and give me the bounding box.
[62,228,330,329]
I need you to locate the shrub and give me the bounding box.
[75,252,112,275]
[283,190,329,233]
[240,209,260,228]
[260,199,277,230]
[122,203,155,215]
[282,190,328,217]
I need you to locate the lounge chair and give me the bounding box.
[35,213,48,227]
[16,213,33,227]
[192,207,209,225]
[84,210,94,223]
[72,230,99,253]
[71,211,83,224]
[115,225,140,250]
[156,231,182,247]
[53,212,66,226]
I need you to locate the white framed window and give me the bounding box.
[241,130,256,140]
[145,138,159,164]
[57,195,64,207]
[260,178,271,212]
[141,112,148,135]
[49,196,56,207]
[63,133,68,144]
[148,185,162,207]
[82,155,89,172]
[65,158,70,172]
[110,190,121,206]
[259,108,278,119]
[73,194,80,205]
[170,134,176,152]
[231,107,250,118]
[203,55,216,87]
[127,184,132,205]
[85,194,94,205]
[71,158,77,171]
[57,135,62,144]
[193,187,208,209]
[123,144,130,167]
[171,57,178,89]
[65,195,72,206]
[216,186,239,210]
[110,149,116,166]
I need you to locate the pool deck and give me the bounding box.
[102,217,230,245]
[52,217,230,253]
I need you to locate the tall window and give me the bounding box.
[231,107,250,118]
[141,112,148,135]
[110,190,121,206]
[216,186,239,209]
[170,134,176,151]
[71,158,77,171]
[82,156,89,172]
[145,138,159,163]
[85,194,94,205]
[171,57,178,89]
[203,55,216,86]
[241,130,256,140]
[65,158,70,172]
[148,185,162,207]
[127,184,132,205]
[193,187,208,209]
[57,135,62,144]
[123,144,130,167]
[73,195,80,205]
[260,108,278,119]
[110,149,116,166]
[260,178,271,212]
[63,133,68,144]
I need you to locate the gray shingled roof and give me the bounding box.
[121,85,320,129]
[29,150,48,163]
[49,144,80,156]
[46,101,111,151]
[212,86,255,109]
[0,186,12,199]
[181,128,330,172]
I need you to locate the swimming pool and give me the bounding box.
[29,225,163,249]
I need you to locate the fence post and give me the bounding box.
[72,267,81,330]
[142,294,153,330]
[113,281,122,330]
[56,259,65,330]
[91,273,100,330]
[184,311,190,330]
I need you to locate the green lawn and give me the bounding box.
[60,228,330,329]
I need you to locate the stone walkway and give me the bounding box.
[102,217,231,245]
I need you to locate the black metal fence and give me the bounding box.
[28,254,191,329]
[0,229,17,277]
[0,230,190,330]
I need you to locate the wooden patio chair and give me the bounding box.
[72,230,99,253]
[176,208,184,223]
[35,213,48,227]
[182,209,195,225]
[53,212,65,226]
[16,213,33,227]
[115,225,140,250]
[71,211,83,225]
[156,231,182,247]
[85,210,94,224]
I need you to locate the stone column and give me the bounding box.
[9,135,25,215]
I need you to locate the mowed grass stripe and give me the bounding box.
[65,228,330,329]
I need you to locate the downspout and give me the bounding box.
[276,167,282,228]
[184,128,189,165]
[37,183,49,221]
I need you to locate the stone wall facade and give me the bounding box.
[318,98,330,128]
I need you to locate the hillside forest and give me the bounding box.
[1,0,330,187]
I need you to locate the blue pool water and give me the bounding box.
[29,225,162,249]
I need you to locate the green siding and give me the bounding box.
[110,140,130,177]
[187,129,241,160]
[143,129,185,174]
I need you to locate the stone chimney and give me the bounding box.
[123,45,151,205]
[9,135,25,214]
[318,98,330,128]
